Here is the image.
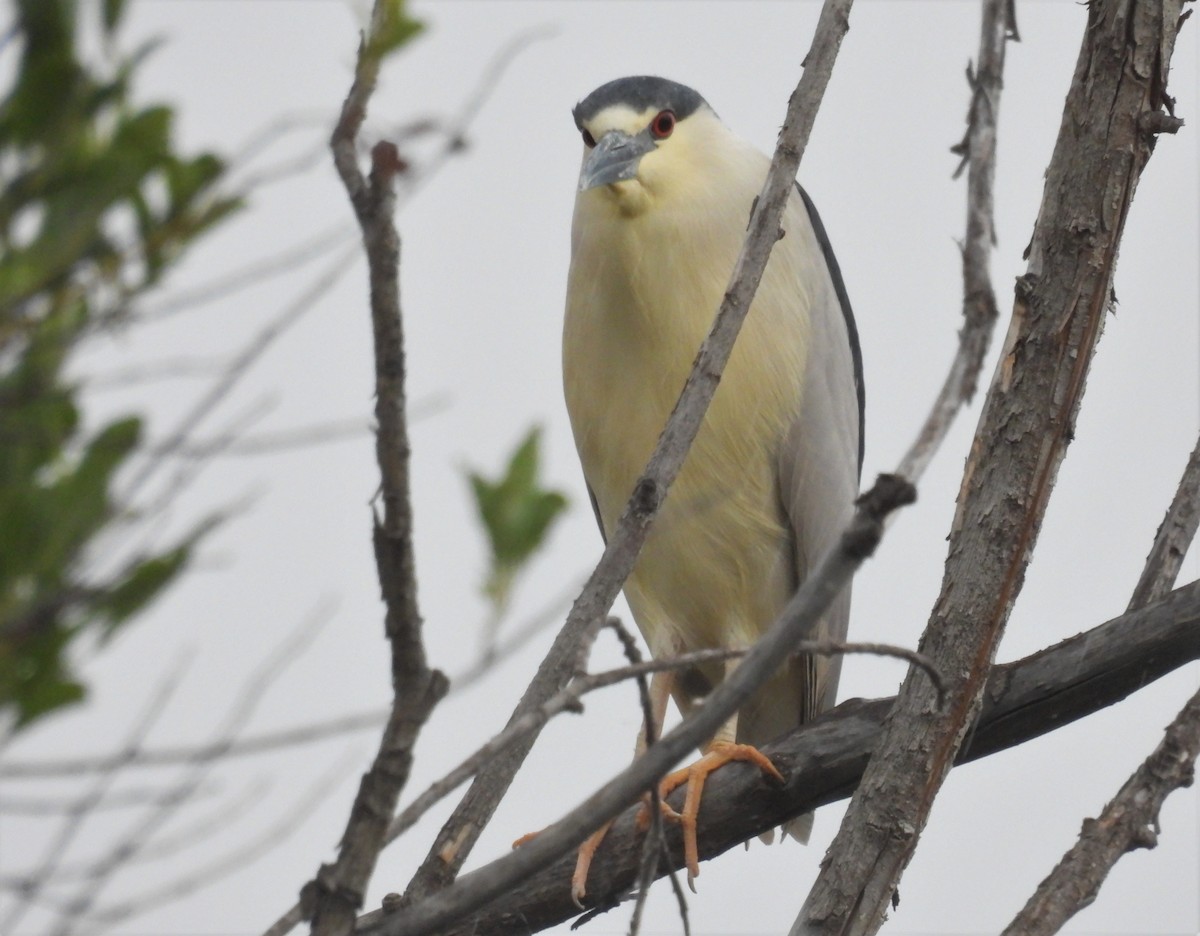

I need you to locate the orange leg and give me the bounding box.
[516,670,675,907]
[656,737,784,887]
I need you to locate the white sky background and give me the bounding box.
[3,1,1200,934]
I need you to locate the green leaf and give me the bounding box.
[95,545,190,635]
[467,427,568,608]
[0,0,238,733]
[365,0,425,61]
[0,621,86,728]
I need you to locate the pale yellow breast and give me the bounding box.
[563,170,818,657]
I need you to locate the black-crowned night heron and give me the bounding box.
[562,76,863,900]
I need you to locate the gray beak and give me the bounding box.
[578,129,657,191]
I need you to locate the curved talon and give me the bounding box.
[658,741,784,885]
[635,793,682,831]
[570,818,616,907]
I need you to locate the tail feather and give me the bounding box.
[783,812,813,844]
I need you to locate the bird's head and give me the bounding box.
[572,76,726,217]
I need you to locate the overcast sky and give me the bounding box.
[4,2,1199,934]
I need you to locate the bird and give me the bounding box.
[560,75,864,901]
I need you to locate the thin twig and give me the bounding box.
[601,619,681,936]
[894,0,1012,485]
[0,780,222,816]
[402,0,857,905]
[79,753,356,935]
[118,242,359,507]
[0,657,190,935]
[0,579,577,782]
[0,781,269,888]
[43,606,331,936]
[1127,430,1200,612]
[303,4,447,933]
[134,223,354,321]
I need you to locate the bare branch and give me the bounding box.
[0,658,189,935]
[42,606,331,936]
[1127,431,1200,611]
[796,3,1186,933]
[998,427,1200,933]
[358,473,912,936]
[895,0,1013,484]
[80,754,355,935]
[1001,686,1200,935]
[303,5,448,933]
[397,578,1200,936]
[402,0,857,905]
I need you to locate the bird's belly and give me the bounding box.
[564,293,800,657]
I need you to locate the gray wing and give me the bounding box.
[740,185,862,754]
[782,184,863,718]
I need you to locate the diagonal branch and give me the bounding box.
[1001,425,1200,933]
[360,578,1200,936]
[303,4,448,934]
[1127,430,1200,612]
[795,2,1186,934]
[402,0,857,905]
[361,473,913,936]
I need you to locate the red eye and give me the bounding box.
[651,110,675,139]
[581,128,596,148]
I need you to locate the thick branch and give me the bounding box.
[354,579,1200,936]
[796,2,1186,933]
[306,5,447,934]
[401,0,856,903]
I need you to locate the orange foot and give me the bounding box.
[654,741,784,887]
[513,819,617,908]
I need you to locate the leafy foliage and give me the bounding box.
[0,0,237,729]
[468,427,568,611]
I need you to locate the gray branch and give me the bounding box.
[304,4,448,934]
[795,2,1186,933]
[354,579,1200,936]
[360,472,913,936]
[1000,427,1200,933]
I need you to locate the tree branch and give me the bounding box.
[402,0,856,904]
[304,4,448,934]
[796,2,1186,933]
[374,578,1200,936]
[895,0,1012,484]
[1127,430,1200,612]
[1000,425,1200,933]
[359,473,912,936]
